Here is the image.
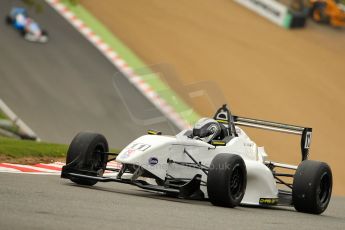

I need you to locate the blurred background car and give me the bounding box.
[309,0,345,26]
[6,7,48,43]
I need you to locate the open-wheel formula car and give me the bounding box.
[5,7,48,43]
[61,104,332,214]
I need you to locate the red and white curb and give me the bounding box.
[45,0,191,130]
[0,161,122,175]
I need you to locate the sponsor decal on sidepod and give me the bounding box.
[148,157,159,166]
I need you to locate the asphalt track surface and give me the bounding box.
[0,0,176,147]
[0,173,344,230]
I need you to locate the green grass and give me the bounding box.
[0,137,120,164]
[0,110,18,133]
[0,137,68,158]
[0,110,7,119]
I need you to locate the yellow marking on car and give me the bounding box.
[216,119,229,124]
[147,130,162,135]
[259,198,278,205]
[211,140,226,146]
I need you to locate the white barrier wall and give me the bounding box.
[0,99,39,140]
[234,0,292,28]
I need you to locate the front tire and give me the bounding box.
[65,132,109,186]
[207,153,247,208]
[292,160,332,214]
[41,30,48,36]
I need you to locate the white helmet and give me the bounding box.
[193,118,221,143]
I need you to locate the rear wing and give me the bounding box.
[213,104,312,161]
[233,116,312,161]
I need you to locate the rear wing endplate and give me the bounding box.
[233,116,312,161]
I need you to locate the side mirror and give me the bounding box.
[147,130,162,135]
[211,140,226,146]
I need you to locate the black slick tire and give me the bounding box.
[292,160,332,214]
[207,153,247,208]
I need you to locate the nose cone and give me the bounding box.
[116,135,175,162]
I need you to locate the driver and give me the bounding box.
[15,13,27,30]
[192,118,221,143]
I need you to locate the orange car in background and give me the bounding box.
[309,0,345,26]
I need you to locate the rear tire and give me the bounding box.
[65,132,109,186]
[207,153,247,208]
[292,160,332,214]
[5,16,12,25]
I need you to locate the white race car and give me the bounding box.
[62,104,332,214]
[6,7,48,43]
